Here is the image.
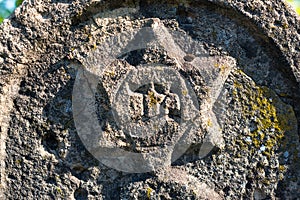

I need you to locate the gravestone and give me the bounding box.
[0,0,299,199]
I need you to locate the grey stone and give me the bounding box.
[0,0,299,199]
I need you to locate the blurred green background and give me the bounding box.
[0,0,299,24]
[287,0,300,14]
[0,0,22,23]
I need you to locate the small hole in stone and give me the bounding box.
[7,174,16,180]
[42,132,59,152]
[183,54,195,62]
[253,188,266,200]
[74,188,88,200]
[223,186,230,195]
[46,177,56,184]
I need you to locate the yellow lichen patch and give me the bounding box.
[182,90,188,96]
[279,165,286,172]
[146,187,153,199]
[104,70,115,77]
[56,187,62,194]
[148,91,162,108]
[265,139,276,150]
[92,43,97,50]
[252,138,260,148]
[206,119,212,127]
[232,69,297,158]
[214,63,229,74]
[148,91,157,107]
[282,23,289,29]
[262,179,271,185]
[15,159,22,165]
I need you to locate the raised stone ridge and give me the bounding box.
[0,0,299,199]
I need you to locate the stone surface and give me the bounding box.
[0,0,299,199]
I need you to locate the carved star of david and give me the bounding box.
[72,18,236,172]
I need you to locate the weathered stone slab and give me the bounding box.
[0,0,299,199]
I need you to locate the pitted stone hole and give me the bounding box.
[42,132,59,153]
[74,188,88,200]
[118,48,175,66]
[131,83,181,124]
[7,174,16,180]
[71,164,87,175]
[183,54,195,62]
[253,188,266,200]
[46,177,56,184]
[18,80,35,97]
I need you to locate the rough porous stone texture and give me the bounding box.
[0,0,299,199]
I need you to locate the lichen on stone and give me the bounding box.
[232,69,297,158]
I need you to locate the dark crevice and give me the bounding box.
[74,188,88,200]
